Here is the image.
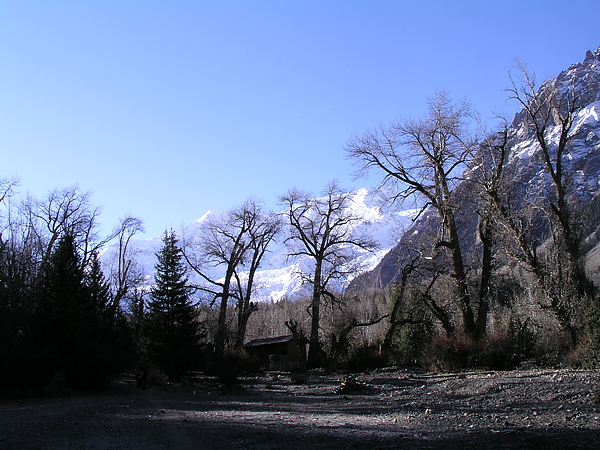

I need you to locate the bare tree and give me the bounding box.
[463,121,514,338]
[346,91,480,336]
[184,199,279,357]
[328,314,388,370]
[381,252,425,350]
[500,63,596,342]
[232,203,281,348]
[24,186,107,269]
[280,181,377,367]
[107,216,145,312]
[284,319,308,371]
[0,176,19,244]
[0,177,17,209]
[508,63,591,295]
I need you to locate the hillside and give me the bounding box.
[353,47,600,292]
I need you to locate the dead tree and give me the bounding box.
[506,63,595,342]
[232,204,280,349]
[26,187,107,269]
[328,315,388,370]
[280,181,377,368]
[381,252,425,351]
[346,92,479,336]
[509,63,591,286]
[285,319,308,372]
[184,200,278,357]
[107,216,145,312]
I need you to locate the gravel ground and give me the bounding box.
[1,368,600,449]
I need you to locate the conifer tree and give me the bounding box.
[32,234,121,389]
[0,237,35,390]
[86,252,113,318]
[145,230,199,380]
[84,252,135,385]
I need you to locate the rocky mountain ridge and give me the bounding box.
[354,47,600,291]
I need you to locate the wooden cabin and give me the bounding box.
[243,335,304,371]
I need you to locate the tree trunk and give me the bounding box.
[447,213,476,336]
[476,217,493,339]
[307,259,322,368]
[215,269,234,357]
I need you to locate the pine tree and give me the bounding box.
[32,233,86,386]
[32,234,129,389]
[84,252,135,386]
[0,238,35,390]
[145,230,199,380]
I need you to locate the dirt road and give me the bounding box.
[1,369,600,449]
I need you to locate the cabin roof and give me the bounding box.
[244,335,294,348]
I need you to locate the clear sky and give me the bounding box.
[1,1,599,238]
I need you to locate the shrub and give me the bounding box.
[290,370,308,384]
[532,329,573,367]
[212,350,260,387]
[565,337,600,369]
[569,296,600,369]
[420,332,519,373]
[420,334,475,372]
[510,318,536,357]
[476,332,518,370]
[594,382,600,405]
[146,367,169,386]
[346,345,388,372]
[389,321,432,367]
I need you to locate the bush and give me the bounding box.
[568,296,600,369]
[388,321,432,367]
[510,318,536,357]
[290,370,308,384]
[211,350,260,387]
[420,332,519,373]
[565,337,600,369]
[420,334,475,372]
[146,367,169,386]
[346,345,388,372]
[476,332,519,370]
[532,329,573,367]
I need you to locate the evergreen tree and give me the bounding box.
[32,234,127,389]
[145,230,199,381]
[84,252,135,386]
[33,233,87,387]
[0,238,35,390]
[86,252,113,316]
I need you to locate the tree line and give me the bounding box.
[0,186,139,391]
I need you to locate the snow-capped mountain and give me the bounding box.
[100,188,419,302]
[105,48,600,299]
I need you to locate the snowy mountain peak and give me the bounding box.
[581,47,600,70]
[101,188,416,302]
[194,210,213,224]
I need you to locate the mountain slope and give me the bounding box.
[354,47,600,291]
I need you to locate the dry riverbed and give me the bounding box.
[1,368,600,449]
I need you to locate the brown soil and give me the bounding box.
[1,368,600,449]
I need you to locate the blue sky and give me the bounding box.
[1,1,599,238]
